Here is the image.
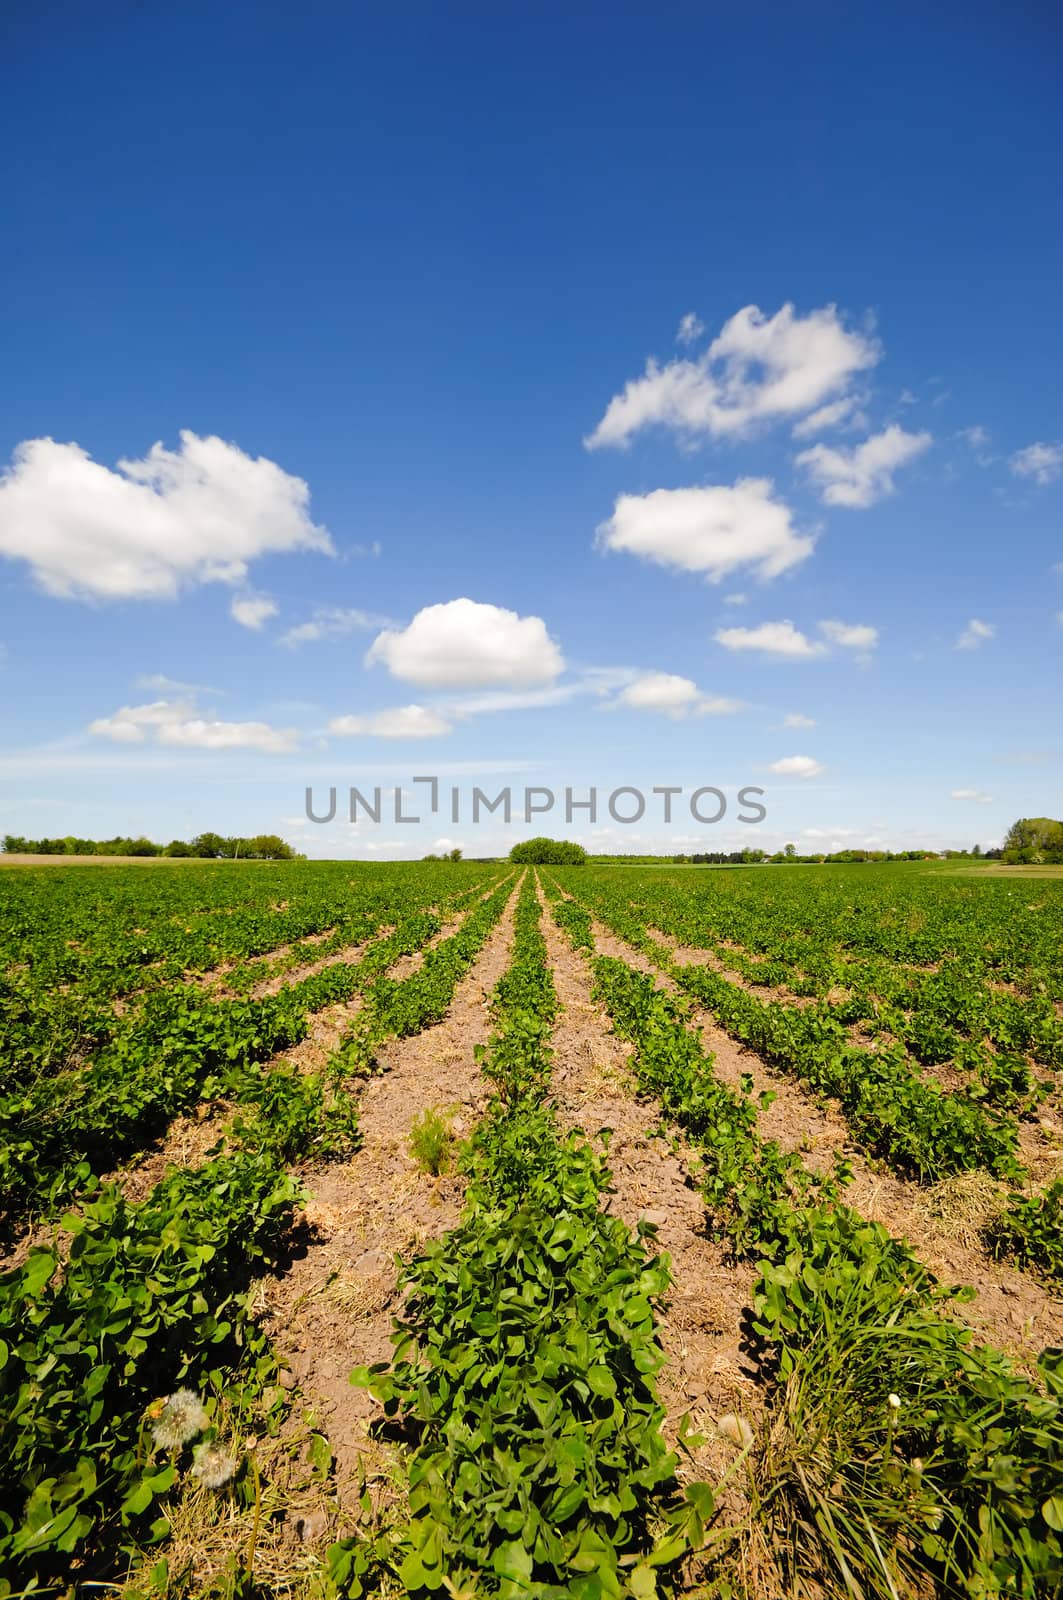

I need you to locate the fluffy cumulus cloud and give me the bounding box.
[89,697,297,753]
[328,705,453,739]
[597,480,813,584]
[716,618,877,659]
[951,788,994,804]
[1010,441,1063,485]
[366,598,564,688]
[769,754,825,779]
[715,620,827,659]
[611,671,742,719]
[796,425,932,508]
[231,593,278,630]
[585,302,878,449]
[818,619,879,651]
[280,606,392,648]
[956,618,996,651]
[0,432,332,600]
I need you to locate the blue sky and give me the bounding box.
[1,0,1060,857]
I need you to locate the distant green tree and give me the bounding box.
[1001,817,1063,865]
[191,831,229,858]
[509,837,588,865]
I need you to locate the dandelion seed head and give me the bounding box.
[191,1440,238,1489]
[151,1388,209,1450]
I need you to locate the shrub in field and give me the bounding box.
[508,837,587,864]
[408,1107,453,1176]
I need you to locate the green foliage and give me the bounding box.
[0,1151,300,1588]
[407,1108,453,1176]
[335,872,711,1596]
[552,890,1063,1598]
[508,836,588,864]
[1002,817,1063,865]
[557,865,1045,1183]
[987,1179,1063,1285]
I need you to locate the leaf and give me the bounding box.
[492,1540,533,1584]
[1043,1494,1063,1533]
[308,1431,333,1479]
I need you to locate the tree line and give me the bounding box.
[1,832,303,859]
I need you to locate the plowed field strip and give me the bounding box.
[257,878,521,1503]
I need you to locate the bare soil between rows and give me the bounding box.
[574,904,1063,1362]
[537,885,761,1521]
[254,878,521,1508]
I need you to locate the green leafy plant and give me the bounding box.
[408,1107,454,1176]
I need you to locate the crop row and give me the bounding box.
[0,878,512,1228]
[0,862,503,1087]
[330,872,713,1598]
[552,875,1021,1184]
[546,888,1063,1599]
[0,878,521,1590]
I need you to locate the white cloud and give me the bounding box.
[367,598,564,688]
[597,480,813,584]
[137,672,221,695]
[158,718,298,753]
[328,705,453,739]
[950,788,993,804]
[0,431,331,600]
[958,425,990,450]
[676,311,705,345]
[89,697,297,753]
[611,671,742,719]
[783,712,816,728]
[585,302,878,449]
[715,620,827,659]
[280,606,392,648]
[818,619,879,651]
[723,591,747,606]
[89,699,196,741]
[956,618,995,651]
[1010,441,1063,485]
[441,685,575,716]
[231,592,278,630]
[795,425,932,508]
[790,394,865,439]
[769,754,825,779]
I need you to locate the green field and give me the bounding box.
[1,860,1061,1598]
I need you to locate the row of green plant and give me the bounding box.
[549,901,1063,1599]
[0,1144,303,1593]
[330,873,713,1598]
[0,885,509,1227]
[0,878,522,1592]
[0,861,504,1083]
[988,1178,1063,1286]
[660,926,1061,1102]
[555,877,1022,1183]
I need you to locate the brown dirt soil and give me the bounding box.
[387,912,466,982]
[255,878,521,1508]
[584,912,1063,1364]
[248,925,392,1001]
[537,887,761,1522]
[110,1104,234,1203]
